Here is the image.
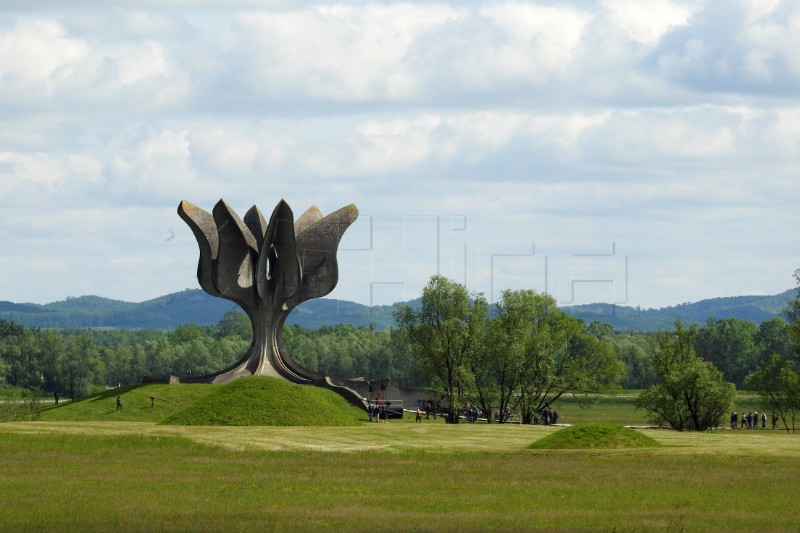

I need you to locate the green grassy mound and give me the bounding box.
[160,376,364,426]
[38,383,217,422]
[528,423,661,450]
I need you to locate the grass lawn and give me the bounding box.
[2,420,799,532]
[547,394,649,426]
[3,382,796,532]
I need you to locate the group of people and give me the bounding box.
[470,405,561,424]
[730,411,780,429]
[378,398,565,425]
[367,393,389,423]
[538,405,559,425]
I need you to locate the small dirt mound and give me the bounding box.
[160,376,363,426]
[528,423,661,450]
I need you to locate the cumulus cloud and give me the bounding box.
[0,18,88,97]
[650,0,800,92]
[0,0,798,308]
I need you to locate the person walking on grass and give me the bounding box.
[761,412,767,429]
[116,396,122,412]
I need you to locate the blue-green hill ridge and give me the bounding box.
[0,288,794,332]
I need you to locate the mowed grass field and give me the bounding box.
[1,383,798,532]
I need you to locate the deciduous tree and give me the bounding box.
[61,334,103,399]
[636,322,735,430]
[694,317,758,388]
[747,354,800,432]
[754,317,794,365]
[395,276,487,423]
[516,313,622,424]
[786,269,800,359]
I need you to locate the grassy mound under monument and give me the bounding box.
[37,383,216,422]
[160,376,364,426]
[528,423,661,450]
[37,377,365,426]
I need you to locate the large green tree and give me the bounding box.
[694,317,758,388]
[476,289,556,423]
[747,354,800,432]
[395,275,487,423]
[215,310,253,341]
[468,289,622,424]
[37,330,65,394]
[61,334,104,399]
[516,313,622,424]
[613,332,658,389]
[786,268,800,359]
[636,322,735,431]
[0,323,41,390]
[754,317,794,365]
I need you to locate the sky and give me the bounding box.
[1,0,799,312]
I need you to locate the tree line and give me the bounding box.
[396,273,800,429]
[0,311,422,400]
[2,270,800,430]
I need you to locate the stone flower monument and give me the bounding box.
[178,198,358,386]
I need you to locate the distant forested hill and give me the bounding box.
[561,290,794,331]
[0,290,396,330]
[0,288,793,332]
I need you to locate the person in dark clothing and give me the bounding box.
[541,406,551,425]
[116,396,122,412]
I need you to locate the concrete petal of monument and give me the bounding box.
[295,203,358,272]
[211,200,258,306]
[244,205,268,251]
[177,200,220,297]
[291,204,358,304]
[257,200,300,306]
[294,205,323,239]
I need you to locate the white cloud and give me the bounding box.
[189,126,263,176]
[230,4,462,102]
[479,3,590,71]
[602,0,697,46]
[0,18,88,96]
[0,1,798,309]
[107,129,204,202]
[650,0,800,91]
[0,151,105,209]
